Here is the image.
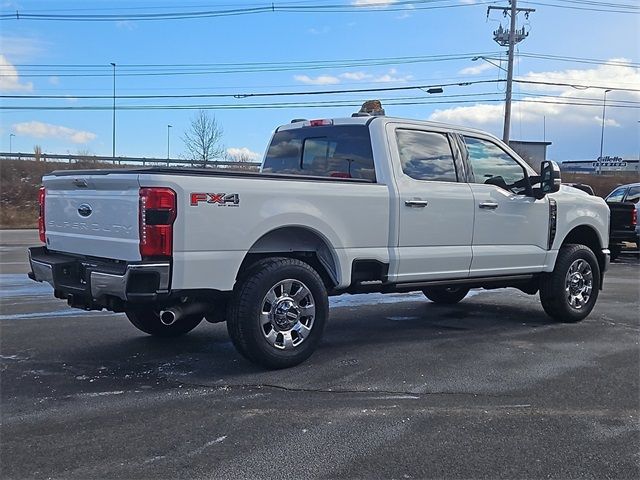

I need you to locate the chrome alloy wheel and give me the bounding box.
[260,279,316,350]
[565,259,593,310]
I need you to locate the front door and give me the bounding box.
[462,135,549,277]
[389,125,475,283]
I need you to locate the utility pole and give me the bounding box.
[487,1,535,143]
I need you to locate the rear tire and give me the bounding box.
[422,286,470,304]
[539,244,600,323]
[125,309,203,337]
[227,257,329,369]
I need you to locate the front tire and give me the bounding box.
[125,309,203,337]
[539,244,600,323]
[227,257,329,369]
[422,286,470,304]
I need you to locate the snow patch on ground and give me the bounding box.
[0,274,53,299]
[330,292,425,307]
[0,309,116,321]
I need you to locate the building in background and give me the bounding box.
[509,140,552,171]
[561,157,639,174]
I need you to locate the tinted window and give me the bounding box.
[396,130,457,182]
[606,187,627,203]
[262,125,375,181]
[464,136,526,191]
[625,186,640,204]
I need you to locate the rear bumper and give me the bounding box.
[28,246,170,307]
[609,229,639,245]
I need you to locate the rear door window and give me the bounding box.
[625,186,640,204]
[396,129,458,182]
[262,125,376,181]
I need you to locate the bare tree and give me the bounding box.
[33,145,42,162]
[182,110,225,167]
[226,151,260,172]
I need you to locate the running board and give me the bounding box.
[336,274,538,295]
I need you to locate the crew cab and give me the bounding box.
[29,105,611,368]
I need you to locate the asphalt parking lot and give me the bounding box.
[1,230,638,479]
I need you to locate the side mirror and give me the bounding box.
[540,160,561,196]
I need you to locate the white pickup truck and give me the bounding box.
[29,105,610,368]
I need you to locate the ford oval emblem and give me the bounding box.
[77,204,93,217]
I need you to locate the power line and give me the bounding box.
[0,1,498,21]
[6,0,637,14]
[1,0,635,21]
[8,53,638,70]
[523,1,638,13]
[2,52,504,77]
[2,96,637,111]
[4,53,636,80]
[2,77,639,101]
[0,79,504,100]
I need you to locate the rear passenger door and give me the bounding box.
[387,125,474,282]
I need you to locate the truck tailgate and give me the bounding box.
[608,201,636,233]
[43,174,141,261]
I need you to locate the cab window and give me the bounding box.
[262,125,376,181]
[606,187,627,203]
[464,136,527,192]
[396,129,457,182]
[624,186,640,204]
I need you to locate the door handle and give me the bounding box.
[479,202,499,210]
[405,200,429,208]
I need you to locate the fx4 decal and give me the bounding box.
[190,193,240,207]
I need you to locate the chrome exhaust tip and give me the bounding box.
[159,309,177,326]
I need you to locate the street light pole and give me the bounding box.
[599,89,612,161]
[9,133,15,155]
[167,124,172,162]
[110,62,116,162]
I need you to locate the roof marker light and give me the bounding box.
[306,119,333,127]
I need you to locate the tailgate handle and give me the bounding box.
[479,202,499,210]
[405,200,429,208]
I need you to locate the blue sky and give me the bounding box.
[1,0,638,162]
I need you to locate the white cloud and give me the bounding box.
[295,69,412,86]
[48,76,60,85]
[115,20,136,30]
[373,68,413,83]
[0,35,45,60]
[459,61,496,76]
[340,72,373,81]
[429,60,639,131]
[0,54,33,92]
[353,0,397,6]
[308,26,330,35]
[13,121,97,144]
[294,74,341,85]
[227,147,261,162]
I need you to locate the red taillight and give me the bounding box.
[38,186,46,243]
[139,187,176,259]
[632,208,637,227]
